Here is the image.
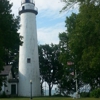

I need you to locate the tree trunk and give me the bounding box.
[48,83,52,96]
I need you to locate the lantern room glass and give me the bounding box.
[21,0,34,4]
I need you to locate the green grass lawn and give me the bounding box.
[0,97,100,100]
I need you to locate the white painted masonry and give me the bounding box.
[18,0,41,97]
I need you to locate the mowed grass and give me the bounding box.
[0,97,99,100]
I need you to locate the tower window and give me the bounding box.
[27,58,31,63]
[22,6,25,10]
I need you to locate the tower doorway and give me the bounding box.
[11,84,16,95]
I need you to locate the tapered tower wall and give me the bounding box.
[18,1,41,97]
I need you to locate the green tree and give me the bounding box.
[60,0,100,91]
[0,0,22,90]
[58,13,84,95]
[76,3,100,89]
[39,44,63,96]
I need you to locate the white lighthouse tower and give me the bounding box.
[18,0,41,97]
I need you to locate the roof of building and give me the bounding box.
[0,65,12,76]
[8,79,19,83]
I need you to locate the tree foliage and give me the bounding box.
[59,0,100,92]
[39,44,63,96]
[58,20,75,95]
[76,3,100,89]
[0,0,22,90]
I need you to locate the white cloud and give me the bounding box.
[35,0,67,20]
[35,0,64,11]
[37,22,66,45]
[10,0,21,16]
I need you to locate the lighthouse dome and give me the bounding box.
[21,0,35,4]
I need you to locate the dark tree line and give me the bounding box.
[39,44,63,96]
[0,0,22,90]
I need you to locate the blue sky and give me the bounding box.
[10,0,79,45]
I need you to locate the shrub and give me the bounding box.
[0,91,7,98]
[53,94,63,97]
[90,88,100,98]
[80,92,90,97]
